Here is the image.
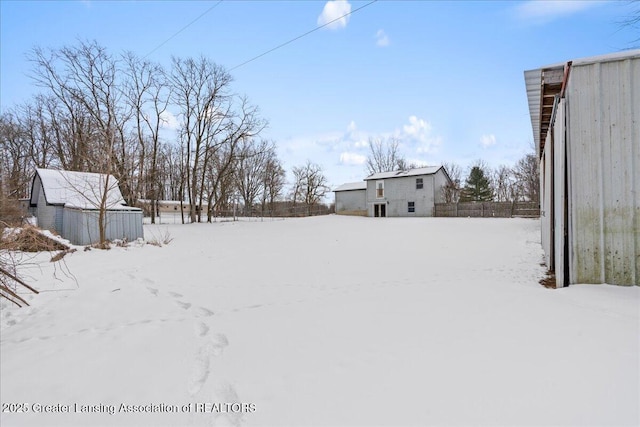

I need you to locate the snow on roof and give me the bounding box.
[365,166,443,181]
[32,168,128,210]
[333,182,367,192]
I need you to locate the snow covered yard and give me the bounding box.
[1,216,638,427]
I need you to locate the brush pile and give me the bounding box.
[1,223,73,307]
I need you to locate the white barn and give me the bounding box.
[30,168,143,245]
[333,182,367,216]
[525,50,640,286]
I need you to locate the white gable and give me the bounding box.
[32,168,127,210]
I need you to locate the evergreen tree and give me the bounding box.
[460,166,494,202]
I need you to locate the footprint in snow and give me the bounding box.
[187,334,229,397]
[195,322,210,337]
[196,307,215,317]
[210,383,244,427]
[169,291,183,298]
[176,301,192,310]
[147,287,159,296]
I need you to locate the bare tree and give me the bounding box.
[441,161,462,203]
[234,139,273,216]
[513,153,539,203]
[170,56,234,223]
[29,40,130,246]
[204,145,235,221]
[0,111,32,200]
[366,136,406,175]
[292,161,329,216]
[123,52,171,223]
[19,97,57,169]
[492,164,517,202]
[260,150,286,217]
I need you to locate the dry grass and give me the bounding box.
[146,228,173,247]
[539,270,557,289]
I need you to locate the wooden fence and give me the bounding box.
[434,201,539,218]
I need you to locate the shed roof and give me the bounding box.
[30,168,132,210]
[333,182,367,192]
[524,49,640,157]
[365,166,443,181]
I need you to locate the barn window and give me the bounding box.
[408,201,415,213]
[416,178,423,189]
[376,181,384,198]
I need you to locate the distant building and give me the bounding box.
[364,166,451,217]
[333,182,367,216]
[524,50,640,286]
[335,166,452,218]
[30,168,143,245]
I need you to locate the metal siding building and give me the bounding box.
[62,207,144,246]
[525,50,640,286]
[30,169,144,246]
[364,167,451,217]
[334,182,367,216]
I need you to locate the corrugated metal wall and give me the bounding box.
[566,56,639,285]
[36,178,57,231]
[335,190,366,214]
[62,208,144,246]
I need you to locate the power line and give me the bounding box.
[144,1,224,59]
[229,0,378,71]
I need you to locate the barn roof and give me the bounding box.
[30,168,133,210]
[365,166,443,181]
[334,182,367,192]
[524,49,640,158]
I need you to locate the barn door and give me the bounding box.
[374,204,386,217]
[553,99,568,286]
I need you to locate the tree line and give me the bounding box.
[0,41,331,224]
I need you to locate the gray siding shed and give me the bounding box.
[334,182,367,216]
[30,168,143,245]
[62,207,144,246]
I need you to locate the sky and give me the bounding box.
[1,0,638,192]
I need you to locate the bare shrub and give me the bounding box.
[146,228,173,247]
[1,222,74,307]
[0,196,26,227]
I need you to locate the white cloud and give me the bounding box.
[277,116,445,189]
[317,1,352,30]
[397,115,441,157]
[375,29,390,47]
[403,115,431,139]
[159,110,179,130]
[354,139,368,148]
[340,152,367,166]
[480,134,497,148]
[515,1,605,24]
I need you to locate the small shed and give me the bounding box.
[525,50,640,286]
[30,168,143,245]
[334,182,367,216]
